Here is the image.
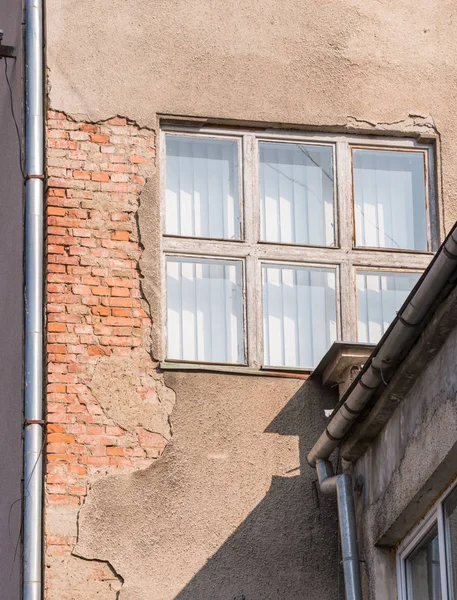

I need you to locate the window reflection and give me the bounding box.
[407,528,441,600]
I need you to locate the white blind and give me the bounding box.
[167,257,244,364]
[259,142,334,246]
[357,270,421,343]
[353,149,427,251]
[262,265,337,368]
[166,135,240,240]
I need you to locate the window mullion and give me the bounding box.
[336,140,353,251]
[243,134,261,367]
[336,141,356,342]
[340,260,356,342]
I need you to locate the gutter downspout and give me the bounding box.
[23,0,44,597]
[308,224,457,600]
[316,459,362,600]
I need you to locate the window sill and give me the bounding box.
[159,362,311,379]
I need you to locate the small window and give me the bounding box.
[166,257,244,364]
[162,128,436,370]
[262,264,337,368]
[406,526,442,600]
[397,482,457,600]
[259,142,335,246]
[353,149,428,251]
[165,135,241,240]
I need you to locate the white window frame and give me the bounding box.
[160,126,437,372]
[397,479,457,600]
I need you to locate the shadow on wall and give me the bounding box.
[76,374,342,600]
[173,379,342,600]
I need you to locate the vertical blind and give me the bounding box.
[357,270,421,344]
[167,257,244,364]
[353,149,427,251]
[166,135,240,240]
[259,142,334,246]
[262,264,337,368]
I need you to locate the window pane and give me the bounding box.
[357,271,420,344]
[259,142,334,246]
[353,149,427,251]
[406,527,442,600]
[262,265,337,368]
[444,486,457,598]
[166,135,240,240]
[166,257,244,364]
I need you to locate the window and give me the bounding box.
[397,482,457,600]
[161,127,436,370]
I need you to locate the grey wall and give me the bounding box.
[352,286,457,600]
[0,1,24,598]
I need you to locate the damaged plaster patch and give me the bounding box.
[346,113,438,136]
[89,348,175,447]
[46,555,123,600]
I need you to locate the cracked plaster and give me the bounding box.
[44,0,457,597]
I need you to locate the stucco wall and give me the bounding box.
[76,373,340,599]
[44,1,457,598]
[0,2,23,598]
[352,287,457,600]
[43,112,342,599]
[47,0,457,233]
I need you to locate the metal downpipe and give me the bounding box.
[316,459,362,600]
[23,0,44,598]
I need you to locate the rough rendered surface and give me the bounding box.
[76,374,340,599]
[47,0,457,230]
[43,1,457,598]
[352,288,457,600]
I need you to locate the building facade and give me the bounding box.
[40,1,457,599]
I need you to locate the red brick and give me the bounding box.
[106,446,124,456]
[90,134,109,143]
[111,287,129,297]
[87,345,109,356]
[111,231,130,241]
[48,206,66,216]
[92,306,111,316]
[73,170,91,180]
[91,171,109,182]
[106,117,127,125]
[47,344,67,355]
[80,123,97,133]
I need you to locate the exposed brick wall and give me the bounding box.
[45,111,168,598]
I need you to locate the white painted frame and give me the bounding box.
[160,126,437,370]
[397,479,457,600]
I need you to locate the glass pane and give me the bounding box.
[444,486,457,598]
[357,270,421,344]
[353,149,427,251]
[166,135,240,240]
[166,257,244,364]
[259,142,334,246]
[262,265,337,368]
[406,527,442,600]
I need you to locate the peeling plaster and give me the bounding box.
[345,113,438,136]
[89,349,175,442]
